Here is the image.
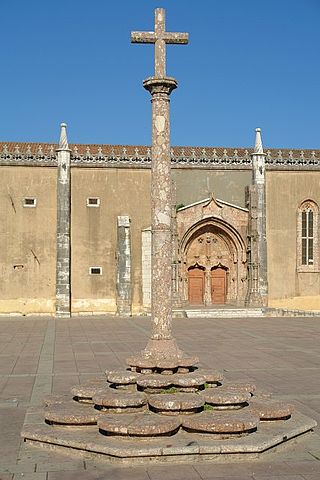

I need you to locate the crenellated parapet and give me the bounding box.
[0,141,319,169]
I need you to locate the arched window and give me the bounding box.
[297,200,319,272]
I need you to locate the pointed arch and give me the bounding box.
[297,199,319,272]
[179,216,247,305]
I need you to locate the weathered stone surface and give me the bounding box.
[126,354,199,371]
[22,410,318,459]
[182,411,259,434]
[70,379,110,402]
[116,215,132,316]
[137,372,205,391]
[106,370,139,385]
[44,402,100,425]
[148,393,204,414]
[137,374,172,389]
[174,373,206,388]
[198,369,224,384]
[93,391,147,408]
[221,382,256,394]
[126,356,156,370]
[98,413,181,436]
[201,389,251,407]
[249,399,294,420]
[55,124,71,318]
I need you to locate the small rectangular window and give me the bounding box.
[23,198,37,207]
[87,197,100,207]
[89,266,102,275]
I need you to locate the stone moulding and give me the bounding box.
[1,143,320,170]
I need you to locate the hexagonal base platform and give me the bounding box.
[21,408,316,464]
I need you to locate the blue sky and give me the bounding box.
[1,0,319,149]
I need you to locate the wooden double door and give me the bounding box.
[188,266,226,305]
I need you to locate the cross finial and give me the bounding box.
[131,8,188,78]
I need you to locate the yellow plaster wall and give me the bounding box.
[70,167,151,313]
[266,171,320,307]
[0,166,57,314]
[269,296,320,311]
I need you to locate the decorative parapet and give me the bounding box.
[0,142,319,170]
[0,143,57,166]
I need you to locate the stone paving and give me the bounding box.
[0,315,320,479]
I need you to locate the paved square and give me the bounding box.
[0,315,320,479]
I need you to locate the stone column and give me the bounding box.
[116,215,132,316]
[204,268,211,306]
[143,77,180,354]
[55,123,71,317]
[127,8,197,369]
[141,227,152,311]
[171,181,181,307]
[246,128,268,306]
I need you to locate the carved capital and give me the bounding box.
[143,76,178,96]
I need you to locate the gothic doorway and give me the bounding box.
[179,217,247,306]
[188,265,204,304]
[211,266,227,304]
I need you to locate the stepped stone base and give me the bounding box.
[22,411,316,463]
[21,341,317,462]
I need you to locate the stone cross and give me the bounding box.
[127,9,197,370]
[131,8,188,78]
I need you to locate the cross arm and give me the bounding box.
[163,32,189,44]
[131,31,156,44]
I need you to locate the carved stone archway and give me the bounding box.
[179,218,247,306]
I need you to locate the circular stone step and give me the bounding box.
[126,355,198,372]
[174,373,206,389]
[106,370,139,385]
[136,375,173,390]
[222,382,256,394]
[71,380,110,403]
[93,391,147,412]
[148,393,204,415]
[198,369,224,386]
[45,402,100,425]
[249,399,294,420]
[201,389,251,409]
[182,411,259,434]
[136,373,205,392]
[98,413,181,436]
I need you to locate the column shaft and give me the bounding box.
[150,89,172,339]
[55,149,71,317]
[116,215,132,316]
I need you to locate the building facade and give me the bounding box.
[1,125,320,316]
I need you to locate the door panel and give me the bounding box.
[188,268,204,304]
[211,268,226,304]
